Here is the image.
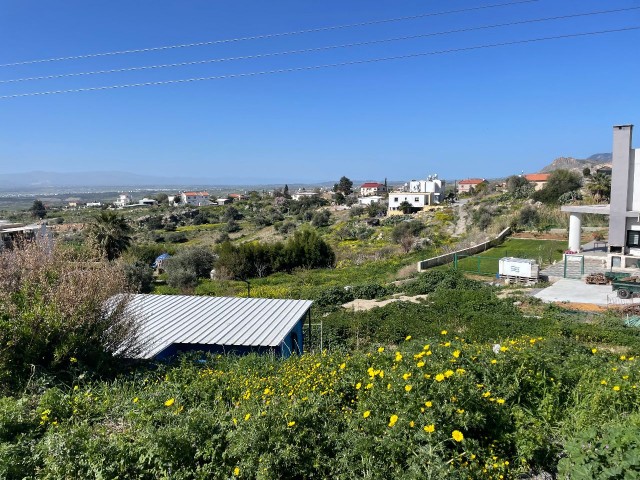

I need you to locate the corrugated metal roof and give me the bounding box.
[124,294,312,358]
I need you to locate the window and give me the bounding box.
[394,197,398,202]
[414,197,420,202]
[627,230,640,248]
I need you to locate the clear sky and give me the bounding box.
[0,0,639,183]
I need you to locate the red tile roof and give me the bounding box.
[458,178,486,185]
[361,182,384,188]
[523,174,550,182]
[183,191,209,196]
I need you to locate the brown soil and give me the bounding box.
[511,232,567,240]
[552,302,608,312]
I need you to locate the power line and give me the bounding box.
[0,0,539,68]
[1,26,637,100]
[1,6,635,84]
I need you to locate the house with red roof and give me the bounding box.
[360,182,387,197]
[180,191,210,206]
[523,173,550,191]
[457,178,487,194]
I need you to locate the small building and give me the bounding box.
[115,193,133,208]
[181,191,210,206]
[457,178,486,194]
[121,295,313,359]
[138,198,158,206]
[358,195,383,206]
[291,191,319,201]
[217,198,232,205]
[0,223,48,251]
[86,201,102,208]
[360,182,387,197]
[523,173,550,191]
[228,193,248,201]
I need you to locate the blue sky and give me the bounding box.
[0,0,639,183]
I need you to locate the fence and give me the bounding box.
[563,254,585,279]
[417,227,511,272]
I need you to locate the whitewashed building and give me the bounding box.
[114,193,132,208]
[388,175,444,214]
[181,191,210,206]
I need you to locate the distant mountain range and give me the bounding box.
[0,171,316,193]
[540,153,612,173]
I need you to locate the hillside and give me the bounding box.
[540,153,612,173]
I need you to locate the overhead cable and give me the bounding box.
[1,26,637,100]
[1,6,635,84]
[0,0,539,68]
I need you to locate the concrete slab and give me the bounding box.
[534,278,640,306]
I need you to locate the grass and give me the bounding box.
[453,238,566,276]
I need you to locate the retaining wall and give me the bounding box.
[417,227,511,272]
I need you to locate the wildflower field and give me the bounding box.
[3,332,640,479]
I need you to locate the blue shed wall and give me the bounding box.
[154,316,307,360]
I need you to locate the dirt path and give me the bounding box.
[342,294,429,312]
[452,199,470,237]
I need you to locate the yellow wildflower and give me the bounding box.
[444,370,454,378]
[388,415,398,427]
[425,401,433,408]
[164,398,175,407]
[234,467,240,476]
[405,385,412,392]
[244,413,251,421]
[405,335,412,341]
[453,350,461,358]
[435,374,445,382]
[378,346,385,353]
[287,421,296,427]
[424,424,435,433]
[133,397,139,403]
[363,410,371,418]
[441,330,448,335]
[452,430,464,442]
[613,386,621,391]
[592,348,598,354]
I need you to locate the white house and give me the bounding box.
[114,193,132,208]
[358,195,384,206]
[388,175,444,214]
[360,182,387,196]
[291,191,319,201]
[181,191,210,206]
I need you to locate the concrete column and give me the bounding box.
[568,212,582,252]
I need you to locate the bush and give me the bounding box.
[166,232,188,243]
[165,247,216,279]
[350,284,389,300]
[166,266,198,289]
[311,210,331,227]
[0,242,143,392]
[124,261,154,293]
[558,412,640,479]
[315,286,354,307]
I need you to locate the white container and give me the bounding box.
[498,257,539,279]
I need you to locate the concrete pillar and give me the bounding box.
[568,212,582,252]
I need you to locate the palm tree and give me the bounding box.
[586,173,611,202]
[87,211,132,261]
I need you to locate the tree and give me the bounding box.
[398,201,413,214]
[29,199,47,219]
[586,173,611,202]
[532,169,582,204]
[283,184,291,199]
[155,193,169,204]
[505,175,529,194]
[333,176,353,195]
[87,211,132,261]
[582,167,591,177]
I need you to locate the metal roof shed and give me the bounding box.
[124,294,313,359]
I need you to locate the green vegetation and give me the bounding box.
[453,238,566,276]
